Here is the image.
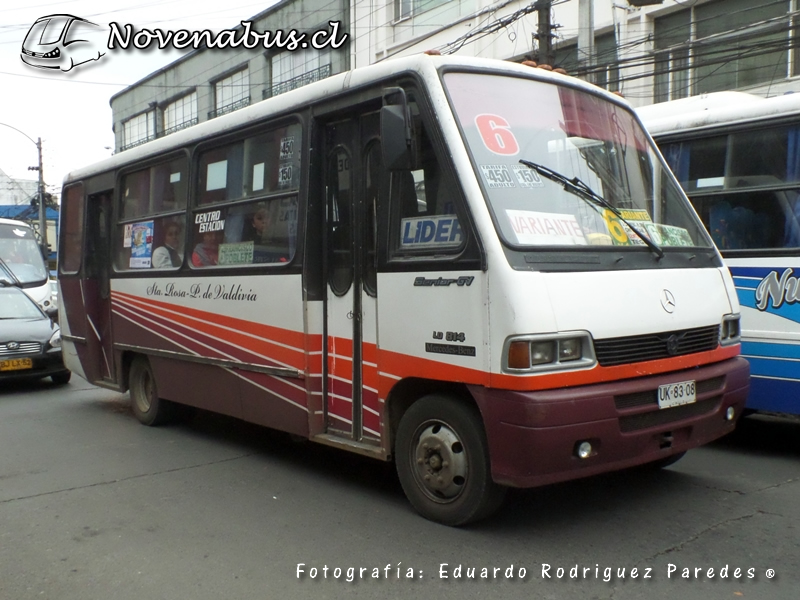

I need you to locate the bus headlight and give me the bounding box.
[504,333,596,373]
[720,314,741,345]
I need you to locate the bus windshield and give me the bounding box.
[444,72,713,251]
[0,222,48,287]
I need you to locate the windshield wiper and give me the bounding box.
[519,159,664,260]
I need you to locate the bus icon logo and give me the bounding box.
[20,14,107,72]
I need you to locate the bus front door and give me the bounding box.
[323,112,383,447]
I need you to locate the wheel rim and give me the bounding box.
[409,419,468,503]
[134,367,153,414]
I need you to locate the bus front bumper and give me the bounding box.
[469,357,750,488]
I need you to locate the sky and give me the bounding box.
[0,0,281,201]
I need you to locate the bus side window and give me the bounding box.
[61,184,85,274]
[389,109,464,257]
[190,122,302,268]
[116,157,188,271]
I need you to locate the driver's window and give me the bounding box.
[389,94,464,257]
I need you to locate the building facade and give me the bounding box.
[0,170,38,206]
[110,0,350,152]
[111,0,800,150]
[356,0,800,107]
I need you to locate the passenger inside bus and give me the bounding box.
[152,221,184,268]
[240,206,289,263]
[191,230,221,266]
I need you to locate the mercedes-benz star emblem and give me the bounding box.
[660,289,676,313]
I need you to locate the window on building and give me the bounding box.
[269,48,331,98]
[654,10,691,102]
[122,111,155,150]
[654,0,791,102]
[164,92,197,136]
[394,0,450,21]
[551,32,618,92]
[593,33,620,92]
[212,69,250,118]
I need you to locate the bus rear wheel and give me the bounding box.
[129,356,174,426]
[395,395,506,526]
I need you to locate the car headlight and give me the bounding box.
[720,314,741,345]
[42,48,61,58]
[49,329,62,349]
[504,332,596,373]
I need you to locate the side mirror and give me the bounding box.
[381,87,415,170]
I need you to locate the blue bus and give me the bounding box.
[639,92,800,415]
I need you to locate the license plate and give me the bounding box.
[658,380,696,409]
[0,357,34,372]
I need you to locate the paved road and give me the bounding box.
[1,376,797,600]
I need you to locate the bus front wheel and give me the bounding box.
[395,395,506,526]
[129,356,174,426]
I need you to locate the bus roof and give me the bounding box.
[0,217,34,228]
[66,53,628,184]
[637,91,800,137]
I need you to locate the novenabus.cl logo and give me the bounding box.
[21,14,107,72]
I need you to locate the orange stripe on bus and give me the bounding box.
[113,291,306,349]
[113,291,305,369]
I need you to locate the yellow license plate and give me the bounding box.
[0,357,33,372]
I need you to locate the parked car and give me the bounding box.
[0,286,71,385]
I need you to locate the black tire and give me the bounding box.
[129,356,174,426]
[51,371,71,385]
[395,394,506,526]
[647,451,687,470]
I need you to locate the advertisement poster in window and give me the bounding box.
[129,221,154,268]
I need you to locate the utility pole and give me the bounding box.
[535,1,555,66]
[1,122,48,258]
[29,138,47,257]
[578,0,596,83]
[535,1,554,65]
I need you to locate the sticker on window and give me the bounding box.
[195,210,225,233]
[252,163,265,191]
[123,224,133,248]
[278,164,293,188]
[206,160,227,191]
[219,241,255,265]
[480,165,516,188]
[506,209,587,246]
[475,114,519,155]
[617,209,652,222]
[644,223,694,247]
[129,221,154,268]
[511,165,543,188]
[280,136,295,160]
[400,215,463,249]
